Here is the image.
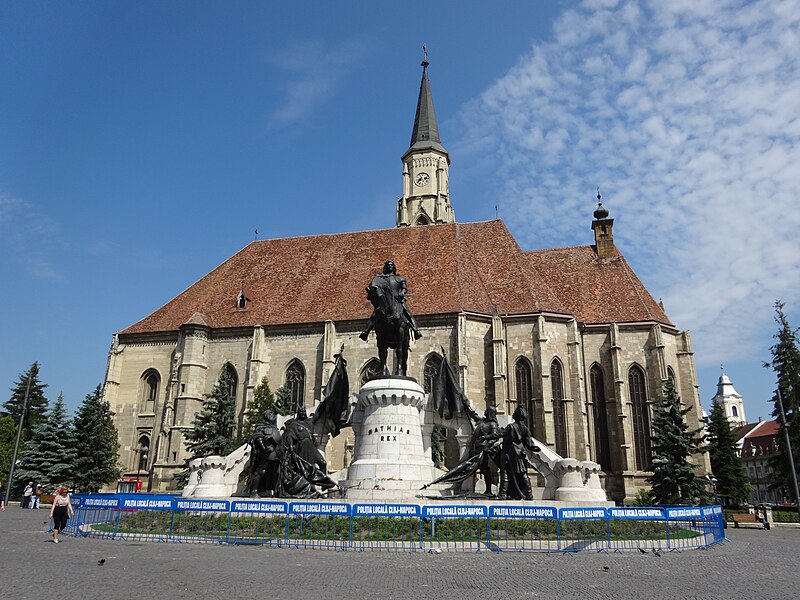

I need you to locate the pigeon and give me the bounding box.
[602,566,610,572]
[652,549,662,558]
[639,548,647,554]
[97,558,106,566]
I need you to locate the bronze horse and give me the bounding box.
[365,274,411,376]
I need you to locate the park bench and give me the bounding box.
[732,513,765,529]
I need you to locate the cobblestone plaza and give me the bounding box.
[2,508,798,599]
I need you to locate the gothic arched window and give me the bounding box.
[360,358,382,386]
[140,370,160,413]
[590,364,611,471]
[551,358,568,456]
[514,357,533,429]
[286,359,305,411]
[628,364,652,471]
[223,363,238,404]
[666,366,677,388]
[423,354,443,394]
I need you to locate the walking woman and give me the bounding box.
[49,485,73,543]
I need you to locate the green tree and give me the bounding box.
[237,377,276,444]
[274,384,294,416]
[647,380,710,505]
[184,367,238,461]
[72,385,121,492]
[15,393,76,490]
[706,399,751,505]
[765,301,800,495]
[0,415,17,484]
[4,362,49,432]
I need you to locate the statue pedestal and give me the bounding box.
[192,456,229,498]
[341,377,437,500]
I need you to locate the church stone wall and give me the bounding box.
[106,338,178,477]
[108,316,708,500]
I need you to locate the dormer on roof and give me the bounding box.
[236,285,252,310]
[397,47,455,227]
[184,312,210,327]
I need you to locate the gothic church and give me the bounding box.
[104,59,709,503]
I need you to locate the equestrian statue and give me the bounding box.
[360,259,422,377]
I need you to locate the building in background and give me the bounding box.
[711,370,747,428]
[103,59,709,503]
[734,420,783,505]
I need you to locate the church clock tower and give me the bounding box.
[396,50,454,227]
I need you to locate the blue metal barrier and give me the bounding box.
[68,494,727,553]
[422,505,487,553]
[287,502,350,550]
[171,498,230,544]
[487,505,558,552]
[352,504,420,551]
[557,507,609,553]
[229,500,288,546]
[606,507,668,552]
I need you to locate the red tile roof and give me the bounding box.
[121,220,671,335]
[740,421,781,456]
[525,245,671,325]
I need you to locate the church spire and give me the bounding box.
[397,47,454,227]
[405,45,449,160]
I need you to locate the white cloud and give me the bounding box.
[265,39,367,128]
[454,0,800,367]
[0,192,62,280]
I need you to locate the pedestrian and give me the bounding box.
[30,482,40,509]
[49,485,74,543]
[22,481,33,509]
[1,481,6,511]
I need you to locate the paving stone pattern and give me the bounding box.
[1,507,798,600]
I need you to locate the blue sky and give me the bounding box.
[2,0,798,424]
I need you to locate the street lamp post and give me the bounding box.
[5,372,33,504]
[706,475,718,505]
[751,446,761,504]
[776,386,800,520]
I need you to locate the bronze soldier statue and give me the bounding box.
[278,405,337,497]
[498,405,540,501]
[466,405,503,496]
[246,410,281,497]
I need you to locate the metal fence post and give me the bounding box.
[112,508,122,540]
[555,516,561,553]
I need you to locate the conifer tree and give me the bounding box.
[274,384,294,416]
[15,393,76,490]
[765,301,800,494]
[184,367,237,460]
[72,385,121,492]
[647,380,710,505]
[237,377,276,444]
[4,362,49,432]
[706,399,751,505]
[0,415,16,483]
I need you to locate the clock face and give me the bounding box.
[415,172,430,186]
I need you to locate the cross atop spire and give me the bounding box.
[422,43,429,68]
